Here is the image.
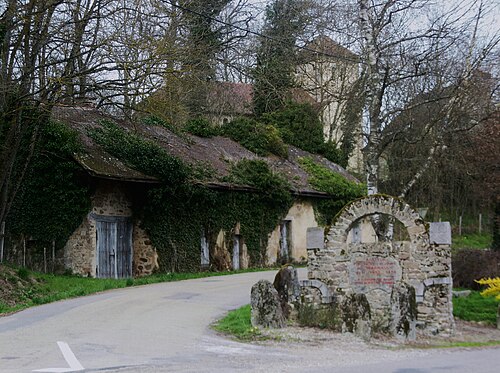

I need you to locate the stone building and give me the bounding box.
[49,106,360,278]
[296,36,364,173]
[203,36,364,173]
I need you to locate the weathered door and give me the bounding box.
[96,217,132,278]
[232,235,240,270]
[279,220,291,262]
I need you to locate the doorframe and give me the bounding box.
[92,213,133,278]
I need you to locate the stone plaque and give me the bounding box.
[429,222,451,245]
[349,257,401,291]
[307,227,324,249]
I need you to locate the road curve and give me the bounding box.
[0,270,499,373]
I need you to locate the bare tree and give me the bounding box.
[356,0,499,197]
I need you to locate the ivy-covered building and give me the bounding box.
[6,105,363,278]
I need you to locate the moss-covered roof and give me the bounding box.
[51,106,360,195]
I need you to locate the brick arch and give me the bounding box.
[329,195,427,243]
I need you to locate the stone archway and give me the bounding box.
[305,195,454,338]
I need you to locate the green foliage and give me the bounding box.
[182,0,230,117]
[89,120,293,273]
[90,120,189,185]
[17,267,29,281]
[184,117,220,137]
[339,78,365,166]
[453,233,493,250]
[213,304,262,340]
[453,290,499,325]
[264,102,323,151]
[222,117,288,157]
[8,121,90,247]
[319,141,348,168]
[263,103,347,166]
[0,264,276,315]
[297,303,340,330]
[144,161,292,272]
[224,159,292,206]
[299,157,366,224]
[253,0,308,115]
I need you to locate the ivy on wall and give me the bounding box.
[299,157,366,225]
[90,122,293,272]
[8,121,91,249]
[141,160,293,272]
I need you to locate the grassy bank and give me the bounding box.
[452,233,493,250]
[213,291,499,342]
[453,290,499,325]
[0,265,275,315]
[213,304,262,340]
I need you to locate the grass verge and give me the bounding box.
[453,290,499,325]
[452,233,493,250]
[0,265,276,316]
[212,304,262,341]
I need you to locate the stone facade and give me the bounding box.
[302,195,454,338]
[266,200,318,265]
[133,224,158,276]
[64,180,157,277]
[295,37,364,173]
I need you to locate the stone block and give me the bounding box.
[251,280,285,328]
[307,227,324,249]
[429,222,451,245]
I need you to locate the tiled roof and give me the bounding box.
[52,106,359,195]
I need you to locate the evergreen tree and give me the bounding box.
[252,0,308,116]
[180,0,230,117]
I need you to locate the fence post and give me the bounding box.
[0,221,5,263]
[44,247,47,273]
[479,213,482,234]
[23,237,26,267]
[52,240,56,272]
[459,216,462,236]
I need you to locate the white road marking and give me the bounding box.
[33,341,84,373]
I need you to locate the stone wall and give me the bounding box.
[64,180,156,277]
[304,195,454,338]
[133,224,158,276]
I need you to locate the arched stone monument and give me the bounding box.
[304,195,454,339]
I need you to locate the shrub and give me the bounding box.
[224,159,292,206]
[263,102,324,152]
[17,267,29,281]
[222,117,288,157]
[184,117,220,137]
[297,303,340,330]
[476,277,500,300]
[318,141,348,167]
[263,102,347,166]
[452,249,500,289]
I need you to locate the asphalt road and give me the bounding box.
[0,270,499,373]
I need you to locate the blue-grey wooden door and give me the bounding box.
[96,218,132,278]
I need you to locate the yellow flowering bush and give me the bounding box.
[476,277,500,300]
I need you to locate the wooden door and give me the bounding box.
[279,220,291,262]
[96,218,132,278]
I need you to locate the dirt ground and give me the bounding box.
[257,319,500,349]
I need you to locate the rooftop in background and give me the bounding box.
[299,35,359,63]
